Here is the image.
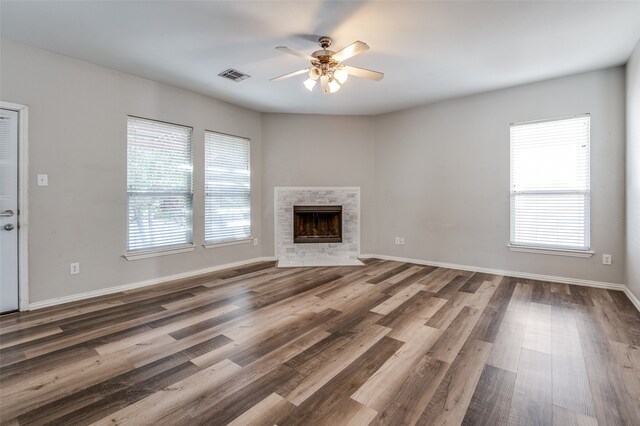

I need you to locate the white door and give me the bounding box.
[0,108,19,313]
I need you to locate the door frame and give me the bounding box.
[1,101,29,311]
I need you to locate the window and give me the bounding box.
[204,131,251,244]
[127,117,193,252]
[510,115,590,251]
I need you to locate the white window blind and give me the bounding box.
[127,117,193,252]
[510,115,590,251]
[205,131,251,244]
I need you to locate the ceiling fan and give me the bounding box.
[271,36,384,93]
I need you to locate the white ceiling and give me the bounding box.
[2,1,640,115]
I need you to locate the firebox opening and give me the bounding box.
[293,205,342,244]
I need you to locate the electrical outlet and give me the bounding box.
[394,237,400,245]
[602,254,612,265]
[400,238,405,245]
[70,262,80,275]
[37,174,48,186]
[253,238,259,246]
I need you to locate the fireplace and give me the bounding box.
[293,205,342,244]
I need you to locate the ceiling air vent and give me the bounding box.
[218,68,251,82]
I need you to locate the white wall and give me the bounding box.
[374,68,626,284]
[1,39,263,303]
[627,40,640,299]
[2,38,631,305]
[261,114,376,255]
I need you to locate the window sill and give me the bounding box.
[203,238,253,249]
[507,244,594,258]
[124,245,195,260]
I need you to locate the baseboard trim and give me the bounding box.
[360,254,637,308]
[624,286,640,312]
[26,253,639,313]
[27,256,277,311]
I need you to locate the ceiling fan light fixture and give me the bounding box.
[334,67,348,84]
[303,78,316,91]
[308,67,320,81]
[328,79,341,93]
[320,75,329,93]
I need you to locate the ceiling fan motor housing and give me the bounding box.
[312,36,337,66]
[312,51,336,64]
[318,36,332,49]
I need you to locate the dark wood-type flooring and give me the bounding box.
[1,259,639,425]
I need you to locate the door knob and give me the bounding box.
[0,210,14,217]
[4,224,14,231]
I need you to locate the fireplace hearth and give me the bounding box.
[293,205,342,243]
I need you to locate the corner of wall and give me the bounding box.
[625,37,640,302]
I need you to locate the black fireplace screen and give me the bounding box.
[293,205,342,243]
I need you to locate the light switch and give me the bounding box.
[37,174,48,186]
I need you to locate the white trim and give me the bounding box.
[358,190,361,258]
[123,245,195,260]
[1,101,30,311]
[203,238,252,249]
[624,287,640,312]
[510,113,590,127]
[359,253,626,291]
[507,244,595,258]
[273,189,278,258]
[27,256,277,310]
[24,253,639,313]
[277,258,364,267]
[274,186,362,191]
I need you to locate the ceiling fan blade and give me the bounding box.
[270,69,308,82]
[344,65,384,81]
[275,46,314,62]
[332,41,369,63]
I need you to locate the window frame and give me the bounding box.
[125,116,194,258]
[508,114,593,257]
[203,130,252,247]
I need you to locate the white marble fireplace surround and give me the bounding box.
[274,187,363,267]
